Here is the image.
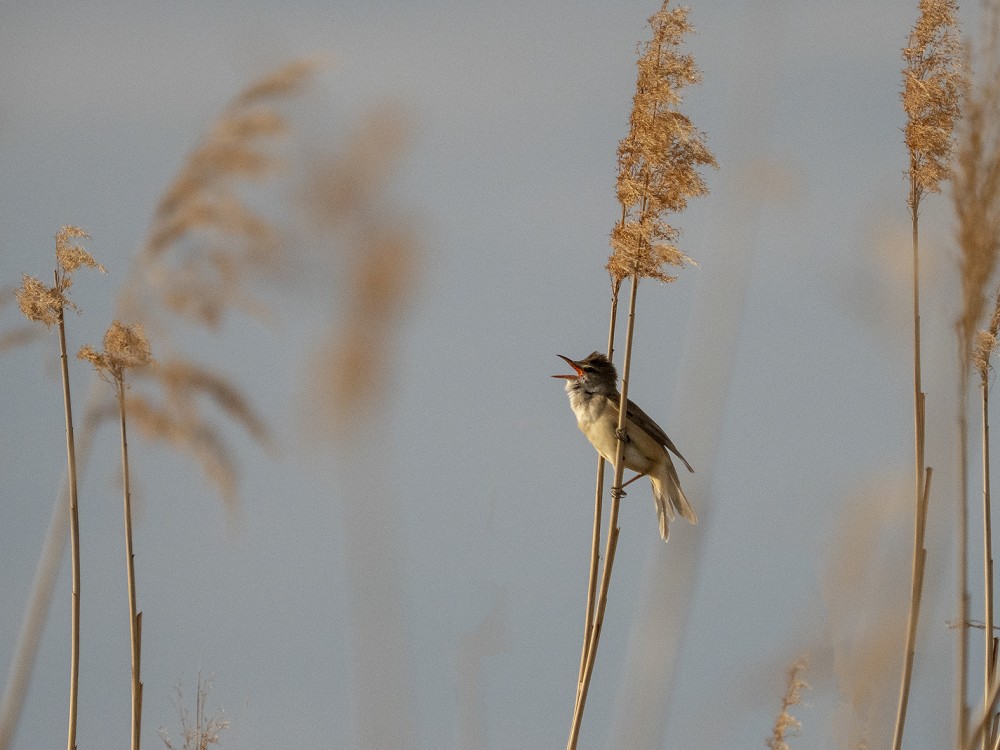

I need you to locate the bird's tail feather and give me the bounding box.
[650,461,697,543]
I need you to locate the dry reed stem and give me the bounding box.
[569,3,714,744]
[955,9,1000,742]
[567,276,638,750]
[14,227,104,750]
[79,321,154,750]
[894,4,962,746]
[57,307,81,750]
[0,63,316,749]
[893,466,931,750]
[575,281,621,699]
[976,287,1000,746]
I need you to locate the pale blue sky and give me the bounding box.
[0,1,985,748]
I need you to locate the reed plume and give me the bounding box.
[953,7,1000,744]
[79,321,154,750]
[103,59,319,508]
[302,105,417,434]
[157,676,229,750]
[894,2,962,748]
[569,3,715,747]
[301,105,422,749]
[974,288,1000,747]
[767,658,809,750]
[0,61,318,750]
[15,226,104,750]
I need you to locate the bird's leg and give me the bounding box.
[615,428,630,443]
[620,472,647,489]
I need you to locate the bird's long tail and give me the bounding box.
[650,459,697,543]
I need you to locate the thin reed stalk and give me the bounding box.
[893,180,930,750]
[118,376,143,750]
[894,3,962,744]
[974,289,1000,746]
[960,352,973,749]
[566,2,714,744]
[568,272,640,750]
[954,8,1000,741]
[14,228,102,750]
[983,367,995,746]
[56,302,81,750]
[79,320,154,750]
[893,465,931,750]
[575,282,620,696]
[0,64,315,749]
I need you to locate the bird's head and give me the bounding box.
[552,352,618,395]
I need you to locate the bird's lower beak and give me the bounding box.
[551,354,584,379]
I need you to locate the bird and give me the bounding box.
[553,352,696,542]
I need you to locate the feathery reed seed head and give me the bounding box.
[16,226,103,327]
[608,0,716,283]
[767,657,809,750]
[974,286,1000,378]
[16,275,63,327]
[954,4,1000,355]
[902,0,963,200]
[78,320,154,382]
[55,226,104,274]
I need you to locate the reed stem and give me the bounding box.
[567,272,640,749]
[56,290,81,750]
[117,377,143,750]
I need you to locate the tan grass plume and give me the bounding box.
[607,1,716,284]
[767,658,809,750]
[903,0,963,203]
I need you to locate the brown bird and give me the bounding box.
[553,352,696,542]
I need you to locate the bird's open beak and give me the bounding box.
[551,354,584,379]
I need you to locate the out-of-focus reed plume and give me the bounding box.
[824,477,911,750]
[103,58,320,508]
[299,102,422,749]
[0,63,318,750]
[973,288,1000,380]
[766,658,809,750]
[158,676,229,750]
[129,58,319,316]
[955,14,1000,357]
[952,7,1000,745]
[302,105,419,436]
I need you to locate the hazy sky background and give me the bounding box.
[0,1,987,748]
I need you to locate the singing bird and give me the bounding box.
[553,352,696,542]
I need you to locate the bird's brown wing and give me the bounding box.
[623,396,694,473]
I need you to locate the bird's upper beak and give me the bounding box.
[551,354,584,380]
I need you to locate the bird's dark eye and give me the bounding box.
[581,366,594,373]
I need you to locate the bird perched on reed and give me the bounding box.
[553,352,696,542]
